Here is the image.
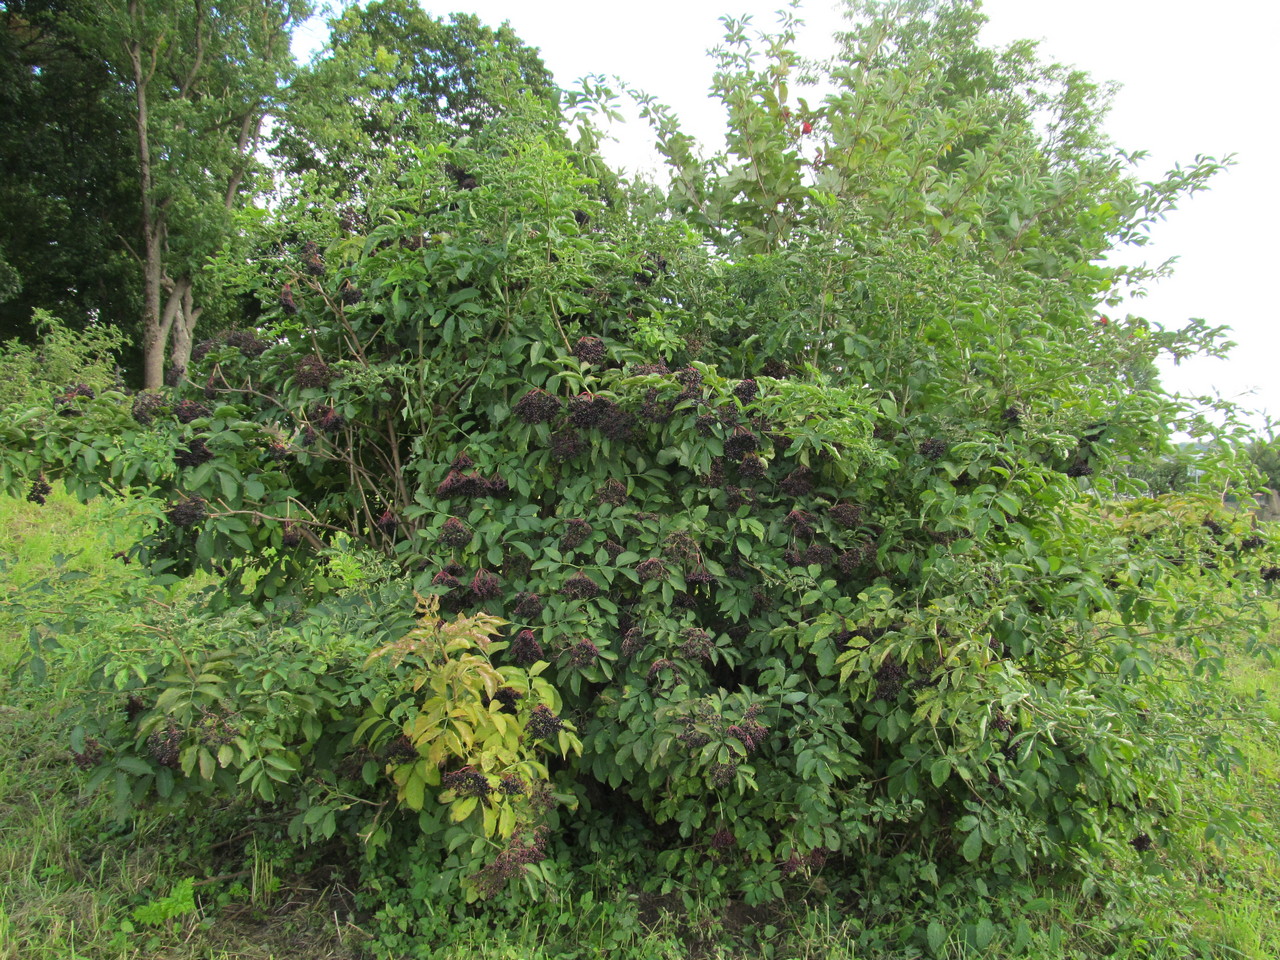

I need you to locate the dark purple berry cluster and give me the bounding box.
[279,284,298,315]
[300,240,325,276]
[441,766,492,798]
[131,392,168,426]
[621,626,648,656]
[596,479,628,505]
[568,393,607,428]
[26,473,51,505]
[629,361,670,376]
[709,762,737,788]
[709,829,736,851]
[469,827,547,900]
[803,544,834,567]
[295,355,334,389]
[674,366,702,402]
[678,627,713,661]
[647,658,680,684]
[560,519,593,551]
[146,722,183,768]
[548,428,585,461]
[1066,457,1093,478]
[527,704,564,740]
[174,399,210,424]
[569,639,600,668]
[725,485,754,510]
[874,658,908,700]
[561,572,600,600]
[780,466,814,496]
[488,687,523,715]
[738,453,765,478]
[918,437,947,461]
[573,336,606,365]
[382,735,418,763]
[637,387,673,424]
[829,502,862,529]
[339,280,362,305]
[637,558,667,581]
[785,509,815,540]
[432,570,461,592]
[498,774,525,795]
[312,404,345,433]
[445,163,478,190]
[52,383,95,414]
[513,389,561,424]
[471,568,501,600]
[512,592,542,620]
[167,495,207,527]
[838,542,875,573]
[733,379,758,404]
[663,532,700,563]
[196,710,240,747]
[686,569,719,589]
[603,540,626,561]
[174,438,213,469]
[634,253,667,286]
[191,337,222,364]
[375,509,397,534]
[760,358,791,379]
[510,629,544,665]
[723,429,758,461]
[281,522,303,547]
[439,517,471,547]
[598,408,636,443]
[72,737,103,769]
[225,329,268,357]
[1130,833,1153,853]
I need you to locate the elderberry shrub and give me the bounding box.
[15,90,1267,924]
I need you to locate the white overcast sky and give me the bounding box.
[298,1,1280,433]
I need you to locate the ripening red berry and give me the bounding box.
[801,121,813,134]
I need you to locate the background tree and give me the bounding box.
[0,2,141,355]
[62,0,310,389]
[273,0,558,202]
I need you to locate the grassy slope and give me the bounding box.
[0,491,1276,960]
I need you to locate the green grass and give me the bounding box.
[1,490,1278,959]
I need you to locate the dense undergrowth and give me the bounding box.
[2,489,1277,960]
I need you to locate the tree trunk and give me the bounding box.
[126,0,168,391]
[170,277,201,379]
